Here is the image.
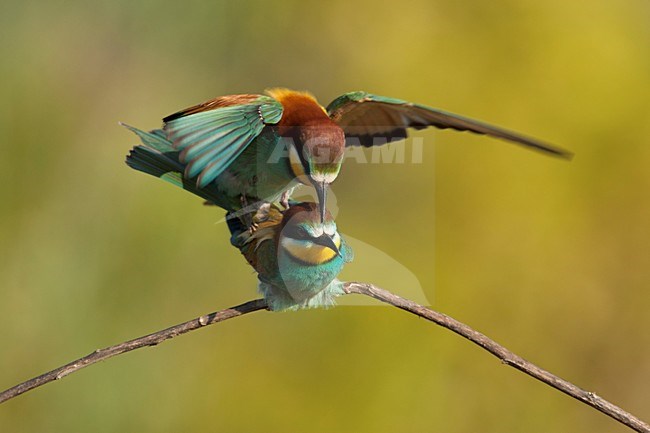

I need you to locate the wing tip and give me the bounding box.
[557,149,575,161]
[534,143,574,161]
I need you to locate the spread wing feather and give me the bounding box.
[162,95,284,188]
[327,91,572,158]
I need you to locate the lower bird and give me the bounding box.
[227,202,353,311]
[122,88,572,222]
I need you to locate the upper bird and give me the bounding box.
[123,88,572,220]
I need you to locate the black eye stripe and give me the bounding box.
[284,225,311,240]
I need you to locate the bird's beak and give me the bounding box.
[313,234,342,258]
[315,181,327,223]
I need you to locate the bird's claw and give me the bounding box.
[280,188,293,209]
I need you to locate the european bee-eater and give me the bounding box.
[227,202,353,310]
[123,88,572,221]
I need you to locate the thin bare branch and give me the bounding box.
[1,283,647,433]
[0,299,268,404]
[343,282,649,433]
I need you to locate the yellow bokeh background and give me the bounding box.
[1,1,649,432]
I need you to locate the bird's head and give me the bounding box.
[291,122,345,222]
[267,88,345,222]
[278,202,342,266]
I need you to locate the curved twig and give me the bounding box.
[343,282,649,433]
[0,299,268,404]
[0,283,647,433]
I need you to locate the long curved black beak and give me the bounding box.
[313,233,341,258]
[315,181,327,223]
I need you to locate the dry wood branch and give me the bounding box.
[1,283,647,433]
[0,299,268,404]
[343,282,649,433]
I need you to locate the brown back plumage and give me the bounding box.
[163,94,262,122]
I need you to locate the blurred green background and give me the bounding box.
[1,0,649,432]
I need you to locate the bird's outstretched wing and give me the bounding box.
[326,91,572,158]
[163,94,284,188]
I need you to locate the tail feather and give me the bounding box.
[126,145,184,186]
[123,121,229,205]
[120,122,174,152]
[126,145,226,205]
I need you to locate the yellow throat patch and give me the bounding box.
[281,235,342,265]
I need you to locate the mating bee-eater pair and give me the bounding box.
[124,88,571,309]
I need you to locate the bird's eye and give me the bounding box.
[285,225,310,240]
[296,227,309,239]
